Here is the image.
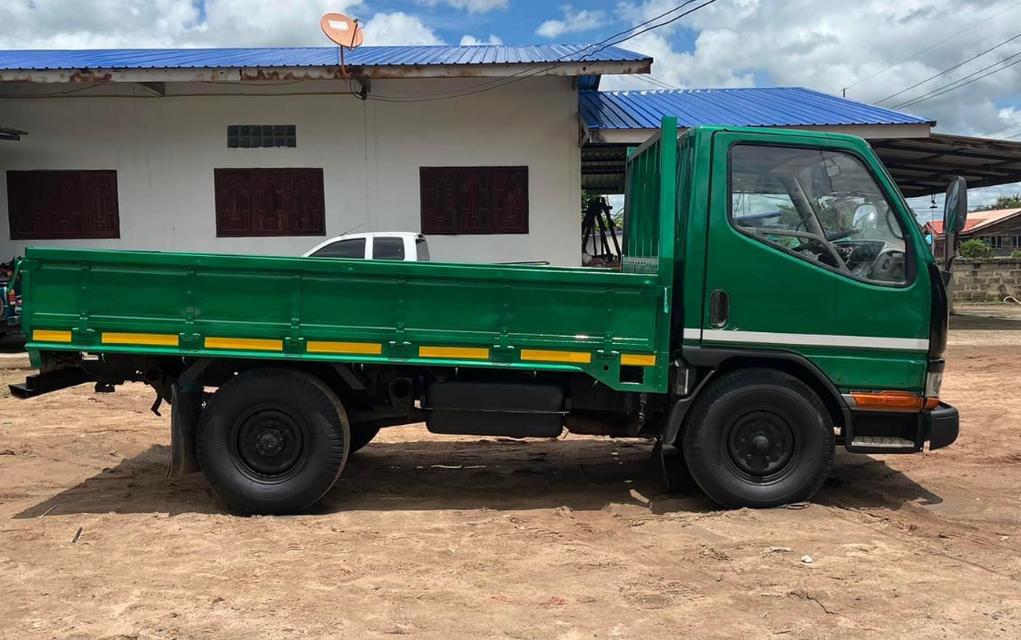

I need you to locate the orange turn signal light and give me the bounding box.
[851,391,939,412]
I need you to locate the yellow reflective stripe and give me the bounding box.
[32,329,72,343]
[419,346,490,360]
[621,354,657,367]
[205,337,283,351]
[102,332,179,347]
[520,349,592,364]
[307,341,383,355]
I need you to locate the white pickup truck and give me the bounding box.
[303,232,430,261]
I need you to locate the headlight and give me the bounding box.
[925,370,943,398]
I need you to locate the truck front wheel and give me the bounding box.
[196,368,350,515]
[682,369,834,508]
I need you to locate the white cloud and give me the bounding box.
[459,34,503,46]
[0,1,447,48]
[536,5,606,39]
[607,0,1021,136]
[361,12,443,46]
[421,0,508,14]
[0,0,201,48]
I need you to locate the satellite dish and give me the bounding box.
[320,12,363,49]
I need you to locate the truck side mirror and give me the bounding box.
[944,176,968,234]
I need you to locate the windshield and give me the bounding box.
[730,145,910,285]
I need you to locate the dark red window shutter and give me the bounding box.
[457,167,492,234]
[420,167,458,234]
[491,167,528,233]
[214,169,251,237]
[420,166,528,235]
[7,170,120,240]
[215,168,324,237]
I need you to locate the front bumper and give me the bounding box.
[844,401,959,454]
[924,402,960,450]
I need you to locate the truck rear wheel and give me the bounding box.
[196,368,350,515]
[682,369,834,508]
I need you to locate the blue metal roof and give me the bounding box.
[581,87,932,130]
[0,45,649,71]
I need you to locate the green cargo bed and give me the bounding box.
[20,247,671,392]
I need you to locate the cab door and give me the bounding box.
[699,131,932,391]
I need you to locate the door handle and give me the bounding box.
[709,289,729,328]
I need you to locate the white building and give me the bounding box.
[0,45,650,265]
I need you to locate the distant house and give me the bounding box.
[924,208,1021,259]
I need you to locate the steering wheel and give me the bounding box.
[869,249,905,282]
[824,229,859,242]
[793,228,858,254]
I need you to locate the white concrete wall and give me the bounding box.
[0,77,582,265]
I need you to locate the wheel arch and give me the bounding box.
[664,347,849,445]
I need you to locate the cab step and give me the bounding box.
[848,436,919,454]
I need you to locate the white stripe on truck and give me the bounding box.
[699,329,928,351]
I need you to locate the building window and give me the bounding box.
[1012,235,1021,249]
[6,170,120,240]
[420,166,528,235]
[214,168,325,237]
[982,235,1004,249]
[227,125,296,149]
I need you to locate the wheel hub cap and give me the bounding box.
[727,411,795,477]
[236,409,304,476]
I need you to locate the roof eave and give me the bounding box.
[0,59,652,83]
[587,122,932,144]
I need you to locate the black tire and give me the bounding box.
[348,424,380,454]
[196,368,350,515]
[682,368,834,508]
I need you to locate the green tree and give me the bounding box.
[972,194,1021,211]
[959,238,994,258]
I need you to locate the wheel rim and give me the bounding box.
[726,410,796,479]
[233,405,307,479]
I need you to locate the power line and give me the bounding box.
[365,0,718,103]
[979,120,1021,138]
[875,30,1021,105]
[841,0,1021,95]
[893,51,1021,109]
[363,0,704,103]
[633,74,684,90]
[0,1,720,105]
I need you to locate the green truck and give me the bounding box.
[10,118,963,514]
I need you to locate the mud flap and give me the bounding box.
[166,381,203,477]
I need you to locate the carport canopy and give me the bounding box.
[580,88,1021,198]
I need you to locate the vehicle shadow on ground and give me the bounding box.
[14,439,942,518]
[951,312,1021,331]
[0,334,26,354]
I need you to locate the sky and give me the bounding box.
[2,0,1021,216]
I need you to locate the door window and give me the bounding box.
[311,238,365,258]
[729,145,909,284]
[373,237,406,260]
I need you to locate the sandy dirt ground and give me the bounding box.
[1,308,1020,639]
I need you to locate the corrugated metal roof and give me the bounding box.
[581,87,931,129]
[927,208,1021,236]
[0,44,649,71]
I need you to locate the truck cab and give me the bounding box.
[11,119,959,515]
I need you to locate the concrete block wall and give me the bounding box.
[953,259,1021,302]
